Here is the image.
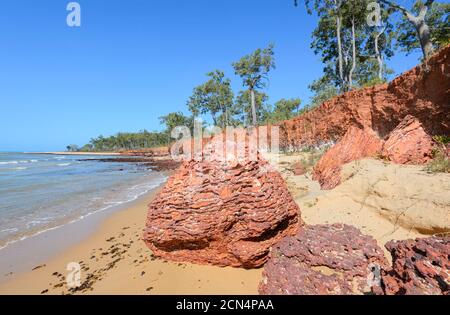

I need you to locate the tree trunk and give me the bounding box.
[335,0,344,88]
[374,25,386,81]
[348,16,357,89]
[250,89,257,127]
[381,0,434,60]
[415,19,434,59]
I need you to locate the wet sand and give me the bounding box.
[0,185,262,295]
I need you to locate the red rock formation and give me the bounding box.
[381,237,450,295]
[259,224,388,295]
[121,146,170,157]
[278,45,450,150]
[292,162,306,176]
[143,136,301,268]
[312,127,383,189]
[381,115,435,164]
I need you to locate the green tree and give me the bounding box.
[390,1,449,58]
[159,112,193,135]
[235,90,271,126]
[187,70,234,128]
[232,44,276,126]
[300,0,395,91]
[379,0,449,59]
[308,75,339,107]
[66,144,80,152]
[266,98,302,123]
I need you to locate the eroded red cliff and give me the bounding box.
[279,45,450,150]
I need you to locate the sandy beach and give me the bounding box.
[1,150,449,295]
[0,184,262,295]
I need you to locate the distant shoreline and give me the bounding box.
[26,152,121,156]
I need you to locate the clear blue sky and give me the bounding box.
[0,0,422,151]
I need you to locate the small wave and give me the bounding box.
[54,157,66,160]
[0,228,18,234]
[0,174,167,252]
[14,167,28,170]
[15,160,39,164]
[57,163,71,166]
[0,161,18,165]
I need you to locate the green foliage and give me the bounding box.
[305,0,395,91]
[425,150,450,173]
[187,70,235,127]
[265,98,302,123]
[66,144,80,152]
[84,130,168,152]
[159,112,194,135]
[232,44,276,90]
[432,135,450,145]
[234,90,271,126]
[308,76,339,108]
[232,44,276,126]
[396,1,450,55]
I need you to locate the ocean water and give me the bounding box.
[0,152,166,249]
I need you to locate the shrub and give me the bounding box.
[425,150,450,173]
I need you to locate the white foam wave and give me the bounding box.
[57,163,71,166]
[0,175,167,251]
[0,161,18,165]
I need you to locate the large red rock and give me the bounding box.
[278,45,450,150]
[381,237,450,295]
[312,127,383,189]
[143,136,301,268]
[381,115,435,164]
[259,224,388,295]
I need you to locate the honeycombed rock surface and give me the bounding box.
[259,224,388,295]
[143,136,301,268]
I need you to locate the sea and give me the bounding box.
[0,152,167,250]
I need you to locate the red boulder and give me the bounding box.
[143,136,301,268]
[381,236,450,295]
[312,127,383,189]
[259,224,388,295]
[381,115,435,164]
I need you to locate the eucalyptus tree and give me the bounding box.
[187,70,234,128]
[379,0,447,59]
[234,90,271,126]
[232,44,275,126]
[266,98,302,123]
[159,112,194,144]
[298,0,395,91]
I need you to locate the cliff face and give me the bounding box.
[279,45,450,150]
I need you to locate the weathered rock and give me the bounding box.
[143,136,301,268]
[292,162,306,176]
[381,236,450,295]
[312,127,383,189]
[381,115,435,164]
[259,224,388,295]
[121,146,170,157]
[278,45,450,150]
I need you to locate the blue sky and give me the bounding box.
[0,0,422,151]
